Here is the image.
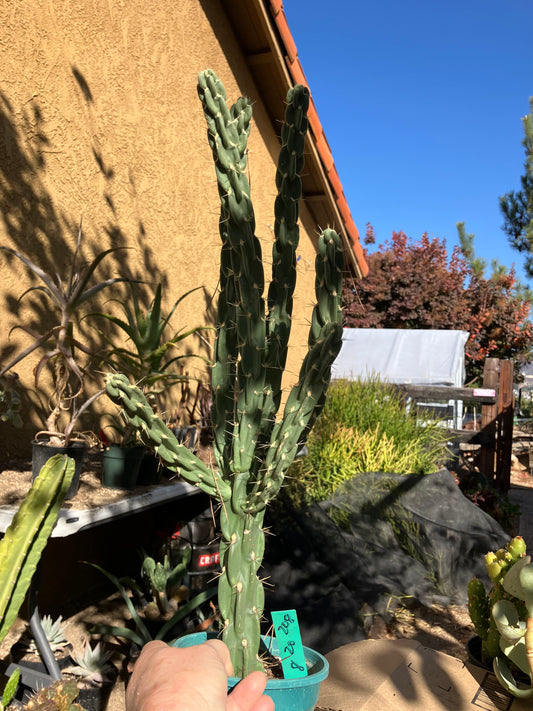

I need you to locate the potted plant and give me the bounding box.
[94,280,212,485]
[63,641,117,711]
[468,535,533,696]
[85,553,217,657]
[105,70,342,708]
[0,226,127,497]
[98,418,146,491]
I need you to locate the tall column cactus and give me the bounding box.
[105,69,344,677]
[0,455,75,644]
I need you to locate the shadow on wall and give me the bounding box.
[0,68,174,446]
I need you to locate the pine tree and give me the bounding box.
[500,97,533,277]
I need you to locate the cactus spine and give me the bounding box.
[105,69,344,677]
[0,455,75,644]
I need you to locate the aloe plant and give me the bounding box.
[105,69,344,677]
[93,281,212,395]
[87,561,216,647]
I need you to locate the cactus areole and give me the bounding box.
[105,69,344,677]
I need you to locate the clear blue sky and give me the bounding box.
[283,0,533,284]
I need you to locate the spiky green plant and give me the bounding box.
[23,615,69,654]
[65,642,114,686]
[287,376,451,505]
[105,69,344,677]
[141,546,191,616]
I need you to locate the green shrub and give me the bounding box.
[287,376,450,504]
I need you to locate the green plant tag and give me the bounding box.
[271,609,308,679]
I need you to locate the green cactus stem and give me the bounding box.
[106,70,344,678]
[0,455,75,644]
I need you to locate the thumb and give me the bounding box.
[228,672,274,711]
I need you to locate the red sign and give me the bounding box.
[198,552,220,568]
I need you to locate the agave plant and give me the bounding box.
[0,224,127,445]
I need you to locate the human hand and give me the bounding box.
[126,639,275,711]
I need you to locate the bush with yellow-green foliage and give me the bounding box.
[288,376,450,504]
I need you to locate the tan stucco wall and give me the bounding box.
[0,0,324,455]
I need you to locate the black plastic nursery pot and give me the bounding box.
[466,635,531,685]
[31,437,86,500]
[102,444,145,490]
[72,671,117,711]
[173,632,329,711]
[135,451,163,486]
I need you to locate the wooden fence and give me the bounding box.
[395,358,514,492]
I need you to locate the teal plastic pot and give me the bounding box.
[172,631,328,711]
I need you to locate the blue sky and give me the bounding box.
[283,0,533,284]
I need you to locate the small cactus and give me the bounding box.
[141,547,191,616]
[106,69,344,678]
[24,680,84,711]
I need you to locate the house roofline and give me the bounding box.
[220,0,368,278]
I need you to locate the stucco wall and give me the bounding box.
[0,0,324,454]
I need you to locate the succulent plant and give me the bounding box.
[468,535,533,697]
[87,560,215,647]
[23,615,69,655]
[141,546,191,616]
[105,69,344,677]
[64,642,114,686]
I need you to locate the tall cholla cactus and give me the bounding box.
[105,69,344,677]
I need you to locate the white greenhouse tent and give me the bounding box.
[331,329,470,428]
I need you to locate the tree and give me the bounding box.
[343,231,533,383]
[500,97,533,277]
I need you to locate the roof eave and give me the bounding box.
[220,0,368,279]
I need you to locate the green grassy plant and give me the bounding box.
[288,376,450,504]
